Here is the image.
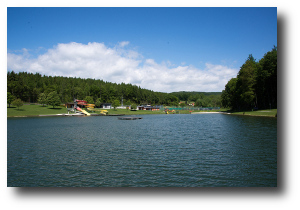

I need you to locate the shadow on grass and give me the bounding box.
[7,106,16,109]
[48,107,62,110]
[15,109,25,111]
[219,109,233,113]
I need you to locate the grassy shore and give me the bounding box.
[7,104,68,117]
[222,109,277,117]
[7,105,220,117]
[7,105,168,117]
[7,104,277,117]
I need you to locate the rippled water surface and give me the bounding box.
[7,114,277,187]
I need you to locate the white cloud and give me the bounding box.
[118,41,130,47]
[7,42,238,93]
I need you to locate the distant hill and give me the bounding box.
[171,91,221,96]
[7,71,180,106]
[170,91,222,107]
[7,71,224,107]
[170,91,221,101]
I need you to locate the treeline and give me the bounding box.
[221,46,277,110]
[7,71,179,106]
[8,46,276,109]
[171,91,222,107]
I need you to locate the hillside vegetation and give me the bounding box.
[221,46,277,111]
[7,71,179,106]
[7,72,222,107]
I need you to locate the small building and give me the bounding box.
[101,103,112,109]
[116,105,131,109]
[137,105,160,111]
[147,106,160,111]
[65,102,75,109]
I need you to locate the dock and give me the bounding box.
[118,116,143,120]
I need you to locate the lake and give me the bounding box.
[7,114,277,187]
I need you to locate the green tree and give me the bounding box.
[32,87,40,103]
[210,95,221,107]
[12,98,23,110]
[221,78,237,109]
[131,104,137,110]
[73,87,84,99]
[47,91,61,108]
[38,93,47,106]
[95,98,101,108]
[256,46,277,109]
[89,85,100,101]
[84,96,94,104]
[7,92,15,108]
[195,98,202,107]
[236,54,257,110]
[179,102,185,108]
[221,48,277,110]
[202,97,212,107]
[112,99,120,110]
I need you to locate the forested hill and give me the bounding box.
[171,91,222,107]
[171,91,221,101]
[7,71,180,106]
[221,46,277,110]
[7,71,224,107]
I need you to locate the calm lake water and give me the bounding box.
[7,114,277,187]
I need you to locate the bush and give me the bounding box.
[131,104,137,110]
[12,98,23,110]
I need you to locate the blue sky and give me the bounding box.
[7,7,277,92]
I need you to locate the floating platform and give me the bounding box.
[118,116,143,120]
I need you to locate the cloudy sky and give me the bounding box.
[7,7,277,93]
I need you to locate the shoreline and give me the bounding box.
[7,111,277,118]
[7,113,125,118]
[191,112,220,114]
[192,111,277,118]
[7,104,277,118]
[219,112,277,118]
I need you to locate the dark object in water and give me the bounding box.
[118,117,142,120]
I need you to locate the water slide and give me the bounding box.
[76,107,91,116]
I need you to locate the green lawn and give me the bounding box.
[222,109,277,117]
[7,104,68,117]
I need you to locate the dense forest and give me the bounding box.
[7,71,222,108]
[221,46,277,110]
[171,91,222,107]
[7,71,180,106]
